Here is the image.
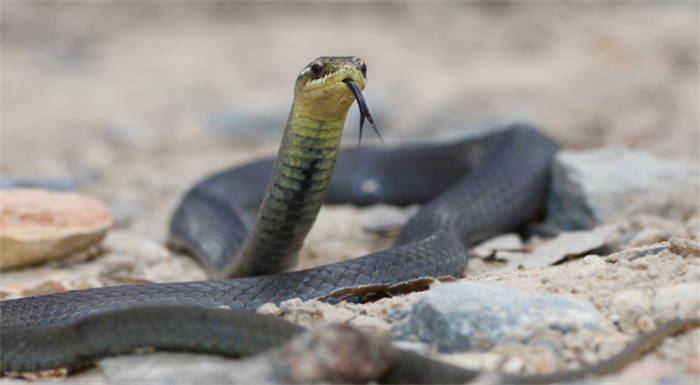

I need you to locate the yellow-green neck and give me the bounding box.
[226,102,349,278]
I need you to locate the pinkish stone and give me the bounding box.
[1,188,112,269]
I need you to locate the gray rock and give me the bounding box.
[1,176,74,191]
[391,281,609,353]
[547,147,698,230]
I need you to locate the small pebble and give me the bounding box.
[582,254,605,266]
[668,237,700,258]
[279,298,303,315]
[391,340,430,354]
[637,314,657,333]
[502,357,525,374]
[256,302,281,317]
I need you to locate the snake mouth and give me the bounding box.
[343,78,385,147]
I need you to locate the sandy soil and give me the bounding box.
[2,3,698,383]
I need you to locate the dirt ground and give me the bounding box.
[2,3,698,383]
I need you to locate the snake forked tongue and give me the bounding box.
[343,78,386,147]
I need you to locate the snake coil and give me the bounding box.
[2,57,566,377]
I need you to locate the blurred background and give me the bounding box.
[3,2,697,240]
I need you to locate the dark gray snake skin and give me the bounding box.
[1,124,558,373]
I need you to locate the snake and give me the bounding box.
[1,57,696,382]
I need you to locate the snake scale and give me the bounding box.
[1,57,696,382]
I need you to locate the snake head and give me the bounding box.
[294,56,383,146]
[294,56,368,121]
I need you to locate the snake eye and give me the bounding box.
[310,62,323,78]
[360,62,367,76]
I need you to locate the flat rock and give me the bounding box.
[547,147,698,230]
[0,188,112,269]
[391,281,610,353]
[497,224,617,269]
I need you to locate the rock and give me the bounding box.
[651,283,700,318]
[1,176,75,191]
[685,216,700,239]
[547,147,698,230]
[0,188,112,269]
[610,282,700,332]
[496,224,617,268]
[392,281,610,353]
[668,237,700,258]
[610,289,653,332]
[269,323,390,384]
[603,242,668,263]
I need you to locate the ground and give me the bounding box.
[1,3,698,384]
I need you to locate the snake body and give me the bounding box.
[1,56,557,328]
[3,57,683,381]
[0,126,555,325]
